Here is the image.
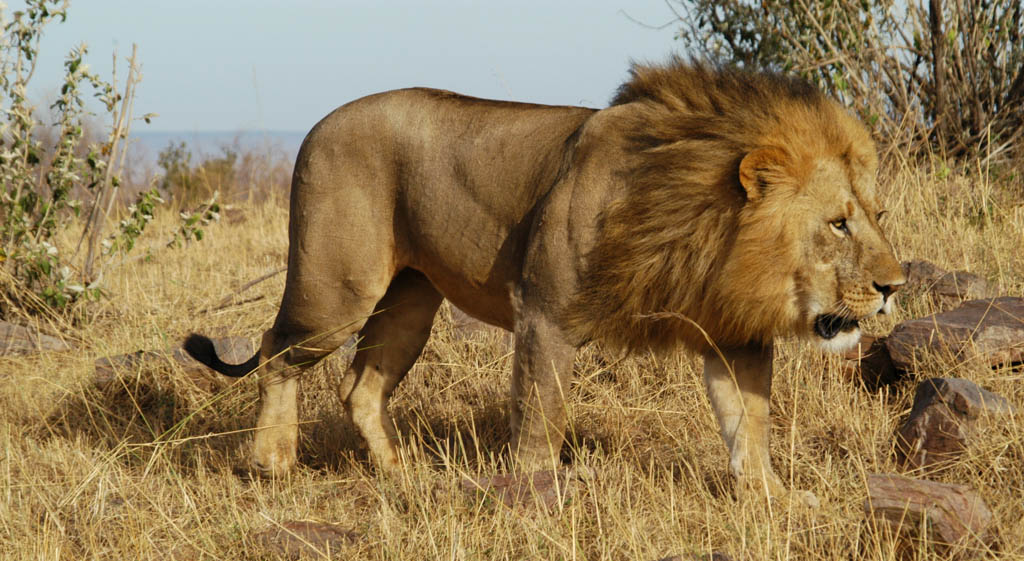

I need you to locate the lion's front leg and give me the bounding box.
[703,343,818,507]
[509,308,577,472]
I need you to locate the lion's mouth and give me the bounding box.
[813,314,860,340]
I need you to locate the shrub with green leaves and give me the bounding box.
[676,0,1024,163]
[170,194,221,249]
[0,0,174,316]
[157,142,238,204]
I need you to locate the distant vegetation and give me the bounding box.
[156,140,291,205]
[675,0,1024,166]
[0,0,151,313]
[0,1,291,318]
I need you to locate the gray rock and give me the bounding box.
[0,320,73,355]
[895,377,1014,470]
[840,335,902,389]
[886,297,1024,370]
[448,305,508,339]
[656,554,733,561]
[461,468,584,511]
[94,336,253,391]
[249,520,359,558]
[865,473,992,546]
[902,260,995,311]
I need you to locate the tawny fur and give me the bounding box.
[183,58,903,496]
[565,59,879,354]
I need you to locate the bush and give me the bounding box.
[158,137,293,204]
[157,142,238,204]
[0,1,157,315]
[675,0,1024,163]
[156,141,197,197]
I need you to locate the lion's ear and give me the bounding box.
[738,147,790,201]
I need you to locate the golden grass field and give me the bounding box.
[1,159,1022,560]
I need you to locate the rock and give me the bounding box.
[94,336,253,392]
[0,320,73,355]
[448,305,505,337]
[445,305,513,351]
[249,520,359,558]
[895,378,1015,470]
[655,553,733,561]
[222,206,246,225]
[461,468,583,511]
[886,297,1024,370]
[864,473,992,546]
[902,260,995,310]
[840,335,902,389]
[903,260,946,282]
[449,305,489,333]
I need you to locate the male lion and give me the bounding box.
[185,59,904,503]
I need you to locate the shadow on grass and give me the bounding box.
[36,353,677,482]
[37,361,257,474]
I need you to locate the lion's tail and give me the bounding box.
[183,334,260,378]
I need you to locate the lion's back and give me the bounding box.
[285,88,597,328]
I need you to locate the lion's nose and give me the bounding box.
[872,280,901,301]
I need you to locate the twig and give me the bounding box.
[83,44,142,281]
[199,295,266,315]
[205,266,286,312]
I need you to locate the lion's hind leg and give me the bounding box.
[252,269,393,477]
[253,321,371,477]
[342,269,443,471]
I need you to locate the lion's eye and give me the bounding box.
[876,210,887,222]
[829,218,849,236]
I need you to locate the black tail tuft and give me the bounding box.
[183,333,216,363]
[183,333,259,378]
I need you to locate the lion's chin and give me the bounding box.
[812,314,862,354]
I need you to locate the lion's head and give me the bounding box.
[565,59,905,354]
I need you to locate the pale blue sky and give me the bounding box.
[9,1,684,133]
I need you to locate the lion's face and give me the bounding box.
[731,149,904,353]
[569,69,906,356]
[790,157,905,352]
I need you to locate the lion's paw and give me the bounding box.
[789,489,820,509]
[737,475,820,509]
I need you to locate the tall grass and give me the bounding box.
[0,157,1021,559]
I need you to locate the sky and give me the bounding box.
[7,0,685,134]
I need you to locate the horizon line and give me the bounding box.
[133,129,306,135]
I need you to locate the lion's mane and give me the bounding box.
[564,58,876,354]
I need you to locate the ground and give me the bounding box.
[1,162,1022,560]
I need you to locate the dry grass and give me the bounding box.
[1,161,1022,560]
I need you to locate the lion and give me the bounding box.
[185,58,904,505]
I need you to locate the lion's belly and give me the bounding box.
[419,267,516,330]
[394,168,543,331]
[405,221,524,331]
